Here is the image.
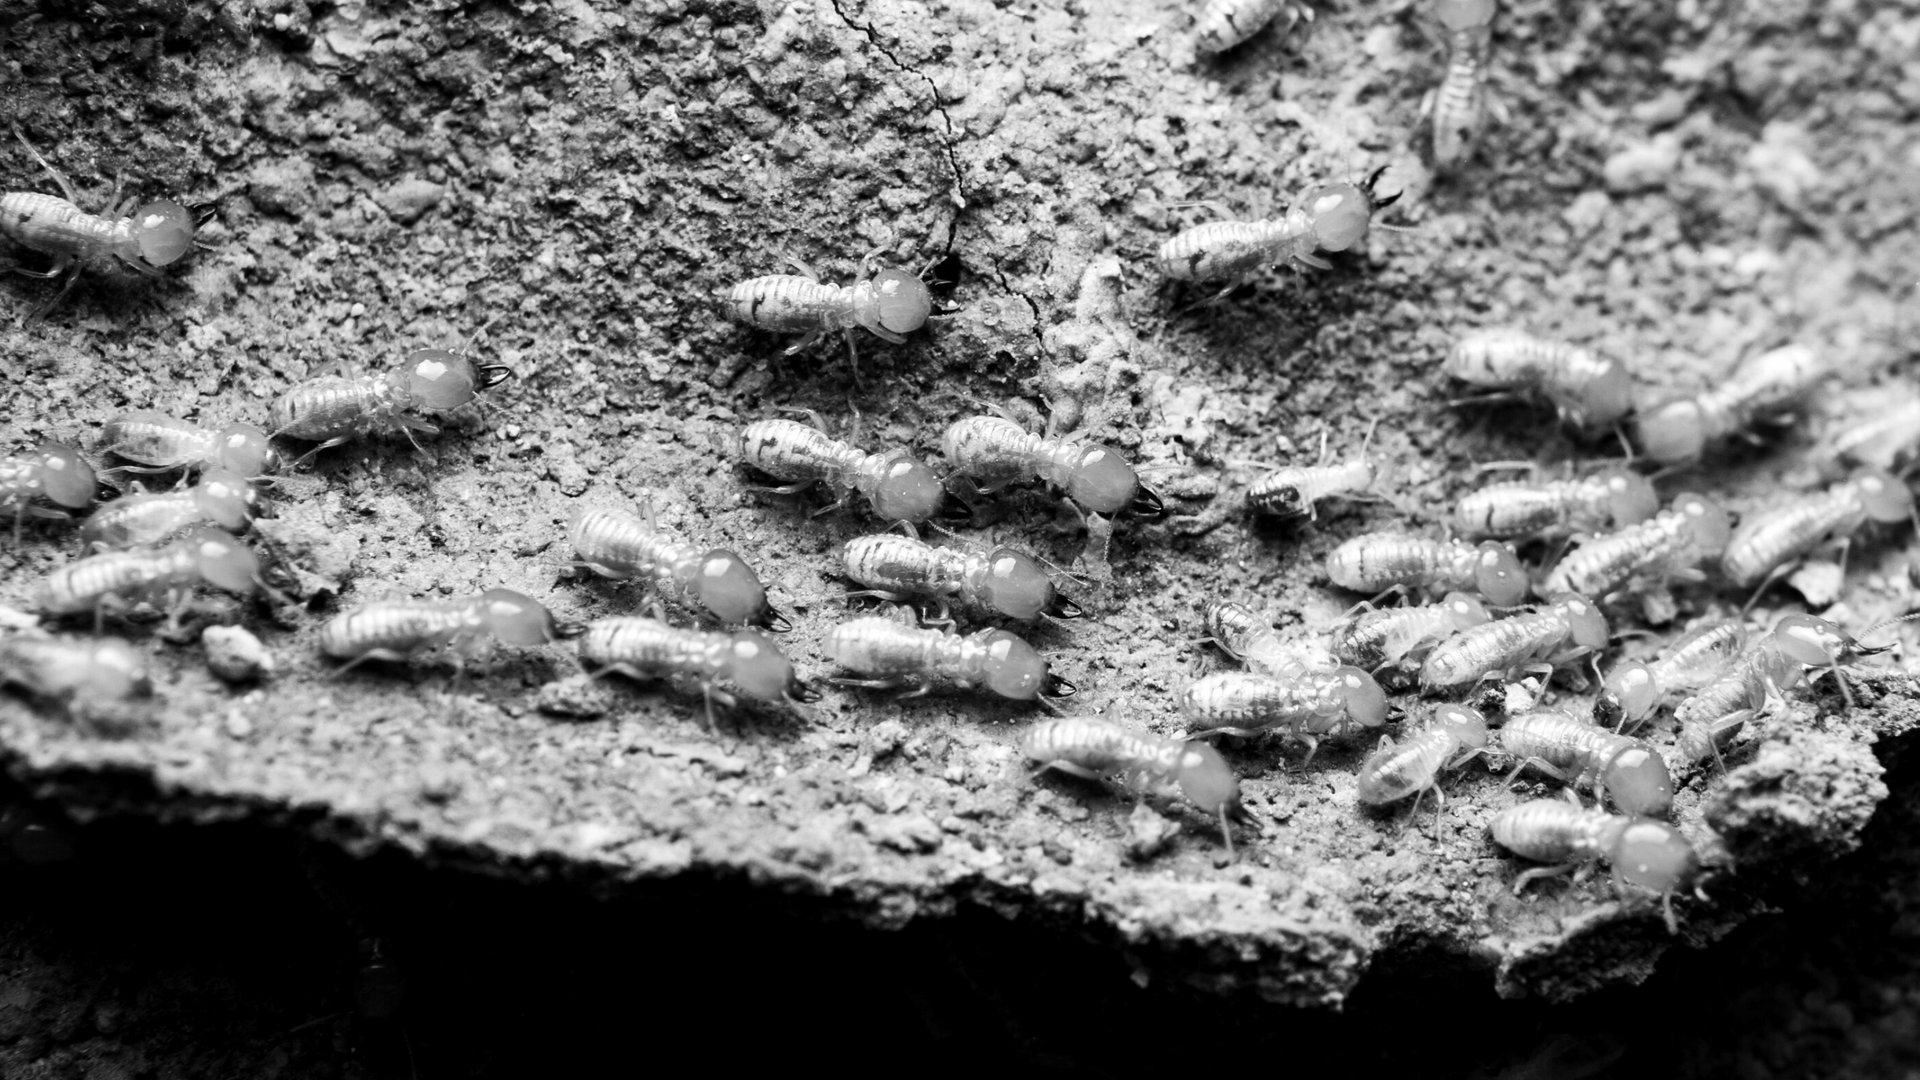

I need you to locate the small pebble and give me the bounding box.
[202,625,274,682]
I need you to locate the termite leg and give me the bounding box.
[287,438,351,469]
[1511,863,1578,897]
[1502,755,1573,791]
[12,125,82,205]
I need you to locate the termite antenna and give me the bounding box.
[12,124,81,205]
[1857,611,1920,648]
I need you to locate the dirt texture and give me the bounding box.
[3,0,1920,1027]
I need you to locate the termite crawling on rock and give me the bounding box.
[568,506,789,631]
[1419,592,1609,694]
[82,469,263,549]
[1248,424,1381,521]
[0,633,151,704]
[1180,666,1390,764]
[1595,619,1746,731]
[1,441,96,543]
[737,413,947,524]
[1154,168,1401,286]
[942,414,1163,517]
[1426,0,1497,169]
[1356,703,1489,823]
[1498,710,1674,817]
[1538,493,1732,602]
[37,526,263,629]
[1023,714,1249,854]
[319,588,571,674]
[1207,600,1335,676]
[840,532,1084,623]
[577,615,816,730]
[1490,797,1700,930]
[1194,0,1311,55]
[1325,532,1529,606]
[827,616,1074,702]
[1721,468,1914,595]
[1330,592,1491,688]
[1635,344,1826,464]
[99,411,281,478]
[719,252,932,379]
[1452,468,1657,542]
[1443,327,1633,432]
[271,347,514,463]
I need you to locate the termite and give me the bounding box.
[1490,797,1699,930]
[840,532,1084,624]
[1,126,197,310]
[98,411,281,478]
[942,413,1163,518]
[1595,619,1745,731]
[1022,714,1249,854]
[1669,634,1800,766]
[1420,593,1608,694]
[1180,666,1390,763]
[737,414,946,524]
[36,526,262,629]
[1427,0,1496,168]
[1,440,97,544]
[826,616,1074,702]
[568,506,789,631]
[1817,397,1920,474]
[1206,600,1335,677]
[718,252,932,379]
[1154,167,1401,285]
[1247,425,1380,521]
[1498,710,1674,817]
[1770,612,1920,708]
[0,633,151,704]
[1452,468,1657,541]
[319,588,569,674]
[576,615,816,729]
[1443,327,1633,432]
[1635,344,1826,464]
[1538,493,1732,602]
[270,347,514,462]
[1356,703,1489,825]
[1324,532,1529,606]
[81,468,262,549]
[1194,0,1311,55]
[1330,592,1491,688]
[1721,468,1913,593]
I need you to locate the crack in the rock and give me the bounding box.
[990,264,1051,362]
[827,0,969,259]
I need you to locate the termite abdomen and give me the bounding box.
[1356,703,1488,811]
[568,506,787,631]
[1022,715,1248,853]
[828,616,1071,701]
[1326,532,1528,606]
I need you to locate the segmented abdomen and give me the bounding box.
[1332,606,1443,668]
[1498,711,1622,774]
[0,192,116,258]
[723,275,848,332]
[1721,494,1859,588]
[829,617,949,675]
[271,376,389,440]
[942,415,1040,478]
[1489,799,1609,863]
[738,419,858,483]
[318,602,467,658]
[81,492,202,548]
[1194,0,1293,53]
[1356,727,1455,803]
[570,508,695,587]
[1420,612,1559,689]
[1455,477,1604,539]
[1327,534,1464,592]
[1542,517,1679,598]
[843,534,965,595]
[100,411,211,468]
[1431,43,1486,166]
[1154,218,1305,282]
[578,617,726,680]
[37,549,176,614]
[1180,670,1333,733]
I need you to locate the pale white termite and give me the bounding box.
[1489,797,1699,930]
[1817,397,1920,474]
[737,415,946,524]
[1720,468,1913,592]
[718,253,932,378]
[1443,327,1633,432]
[576,615,816,730]
[827,616,1073,701]
[1668,633,1800,766]
[1206,600,1335,677]
[941,414,1162,517]
[0,633,151,704]
[1452,468,1657,541]
[1355,703,1489,825]
[1179,666,1390,763]
[1154,168,1401,284]
[1194,0,1311,55]
[1247,426,1380,521]
[98,411,281,478]
[1498,710,1673,817]
[1419,592,1609,694]
[1538,493,1732,601]
[1635,344,1827,464]
[1768,612,1920,711]
[81,469,262,549]
[1428,0,1496,169]
[1,126,196,308]
[270,348,514,462]
[0,441,97,543]
[1325,531,1529,606]
[1023,715,1249,854]
[568,506,788,631]
[1595,619,1745,731]
[36,526,262,629]
[1330,592,1491,688]
[840,532,1083,623]
[319,588,569,674]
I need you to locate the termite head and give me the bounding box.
[1850,467,1913,523]
[1545,592,1609,649]
[865,267,933,336]
[1472,542,1528,606]
[90,638,153,699]
[869,457,945,523]
[403,350,510,411]
[1438,591,1492,631]
[1300,182,1373,252]
[1671,493,1732,556]
[1433,702,1489,748]
[474,588,564,646]
[982,548,1059,621]
[191,469,262,532]
[695,549,783,630]
[1635,399,1707,465]
[1066,445,1143,516]
[127,200,195,268]
[978,629,1055,700]
[1772,613,1894,667]
[1333,665,1391,727]
[1434,0,1497,31]
[1601,469,1659,526]
[726,630,810,703]
[213,423,281,477]
[1600,660,1658,725]
[35,441,97,509]
[1609,819,1698,895]
[1601,744,1673,818]
[1173,740,1247,822]
[183,527,260,595]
